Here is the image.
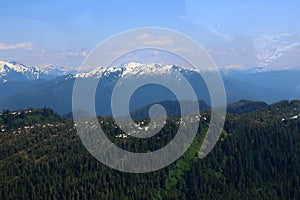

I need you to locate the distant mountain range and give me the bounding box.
[0,60,74,82]
[0,60,300,115]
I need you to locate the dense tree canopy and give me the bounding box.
[0,101,300,199]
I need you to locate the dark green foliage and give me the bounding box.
[0,101,300,199]
[227,99,268,114]
[129,100,209,120]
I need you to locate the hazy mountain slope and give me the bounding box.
[0,62,299,115]
[226,99,268,114]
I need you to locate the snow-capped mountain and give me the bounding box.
[253,32,300,68]
[35,63,76,77]
[0,60,201,83]
[74,62,200,79]
[0,60,74,82]
[1,60,300,115]
[0,60,46,82]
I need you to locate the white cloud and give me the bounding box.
[65,51,88,58]
[207,24,233,41]
[35,49,88,60]
[0,42,34,51]
[219,64,244,69]
[137,33,175,46]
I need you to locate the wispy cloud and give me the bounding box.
[36,49,88,59]
[137,33,175,46]
[65,51,88,58]
[207,24,233,41]
[219,64,244,69]
[0,42,34,51]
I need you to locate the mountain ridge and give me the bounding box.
[1,59,300,115]
[0,60,74,82]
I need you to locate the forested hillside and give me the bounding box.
[0,101,300,199]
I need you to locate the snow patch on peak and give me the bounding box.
[74,62,199,79]
[0,60,29,73]
[124,62,143,69]
[0,59,76,81]
[75,66,122,78]
[254,32,300,68]
[35,63,74,76]
[121,63,175,77]
[0,60,51,81]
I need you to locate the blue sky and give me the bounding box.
[0,0,300,69]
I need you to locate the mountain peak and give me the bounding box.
[8,60,19,65]
[0,60,30,73]
[0,60,40,81]
[0,59,77,82]
[124,62,143,69]
[75,62,179,78]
